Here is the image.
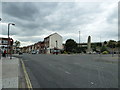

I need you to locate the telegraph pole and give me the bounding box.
[100,35,101,57]
[79,31,81,53]
[79,31,80,47]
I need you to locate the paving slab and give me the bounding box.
[1,57,19,88]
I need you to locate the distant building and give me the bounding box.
[21,33,63,54]
[44,33,63,54]
[34,41,45,54]
[0,37,14,53]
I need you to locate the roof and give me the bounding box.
[0,37,13,40]
[44,33,62,39]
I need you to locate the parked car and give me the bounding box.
[31,50,36,54]
[19,52,23,55]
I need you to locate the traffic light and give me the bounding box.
[10,39,13,46]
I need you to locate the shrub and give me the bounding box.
[102,51,109,54]
[63,51,68,54]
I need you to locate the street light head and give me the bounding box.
[12,23,15,26]
[8,23,15,26]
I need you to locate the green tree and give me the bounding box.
[107,40,117,48]
[65,39,77,53]
[92,43,97,51]
[117,40,120,47]
[101,45,108,52]
[14,40,20,47]
[104,41,107,45]
[14,40,20,53]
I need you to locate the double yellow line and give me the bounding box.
[21,59,33,89]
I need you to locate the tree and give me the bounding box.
[14,40,20,53]
[65,39,77,53]
[14,40,20,47]
[107,40,117,48]
[92,43,97,51]
[101,45,108,52]
[117,40,120,47]
[107,40,117,57]
[103,41,107,45]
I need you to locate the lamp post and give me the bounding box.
[79,31,80,48]
[79,31,81,53]
[100,35,101,57]
[0,18,1,59]
[7,23,15,59]
[56,40,58,55]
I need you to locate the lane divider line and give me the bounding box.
[20,59,33,89]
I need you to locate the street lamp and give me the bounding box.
[7,23,15,59]
[79,31,80,48]
[56,40,58,55]
[56,40,57,48]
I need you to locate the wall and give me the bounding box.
[49,33,63,49]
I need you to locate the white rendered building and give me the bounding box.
[44,33,63,54]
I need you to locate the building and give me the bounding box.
[0,37,14,54]
[44,33,63,54]
[21,33,63,54]
[36,41,45,54]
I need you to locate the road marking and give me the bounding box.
[91,82,94,85]
[21,59,33,89]
[65,71,71,74]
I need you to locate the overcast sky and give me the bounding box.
[0,1,118,47]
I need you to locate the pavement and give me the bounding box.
[0,56,27,89]
[20,54,118,88]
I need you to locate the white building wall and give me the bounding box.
[49,33,63,49]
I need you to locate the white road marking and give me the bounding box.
[91,82,94,85]
[65,71,71,74]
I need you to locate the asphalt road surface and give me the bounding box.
[19,54,118,88]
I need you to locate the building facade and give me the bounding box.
[21,33,63,54]
[0,37,14,54]
[44,33,63,54]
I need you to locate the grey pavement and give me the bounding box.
[0,56,21,89]
[19,54,118,88]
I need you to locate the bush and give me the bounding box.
[102,51,109,54]
[63,51,68,54]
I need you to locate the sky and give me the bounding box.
[0,0,118,47]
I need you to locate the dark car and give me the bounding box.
[19,52,23,55]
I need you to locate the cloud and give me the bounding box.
[2,2,39,21]
[1,2,118,46]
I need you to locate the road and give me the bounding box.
[19,54,118,88]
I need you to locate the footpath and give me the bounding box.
[0,56,27,89]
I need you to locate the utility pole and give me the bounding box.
[79,31,80,48]
[100,35,101,57]
[79,31,81,54]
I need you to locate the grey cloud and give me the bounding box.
[107,9,117,24]
[1,2,118,46]
[2,2,39,21]
[17,36,43,43]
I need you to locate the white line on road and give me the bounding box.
[65,71,71,74]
